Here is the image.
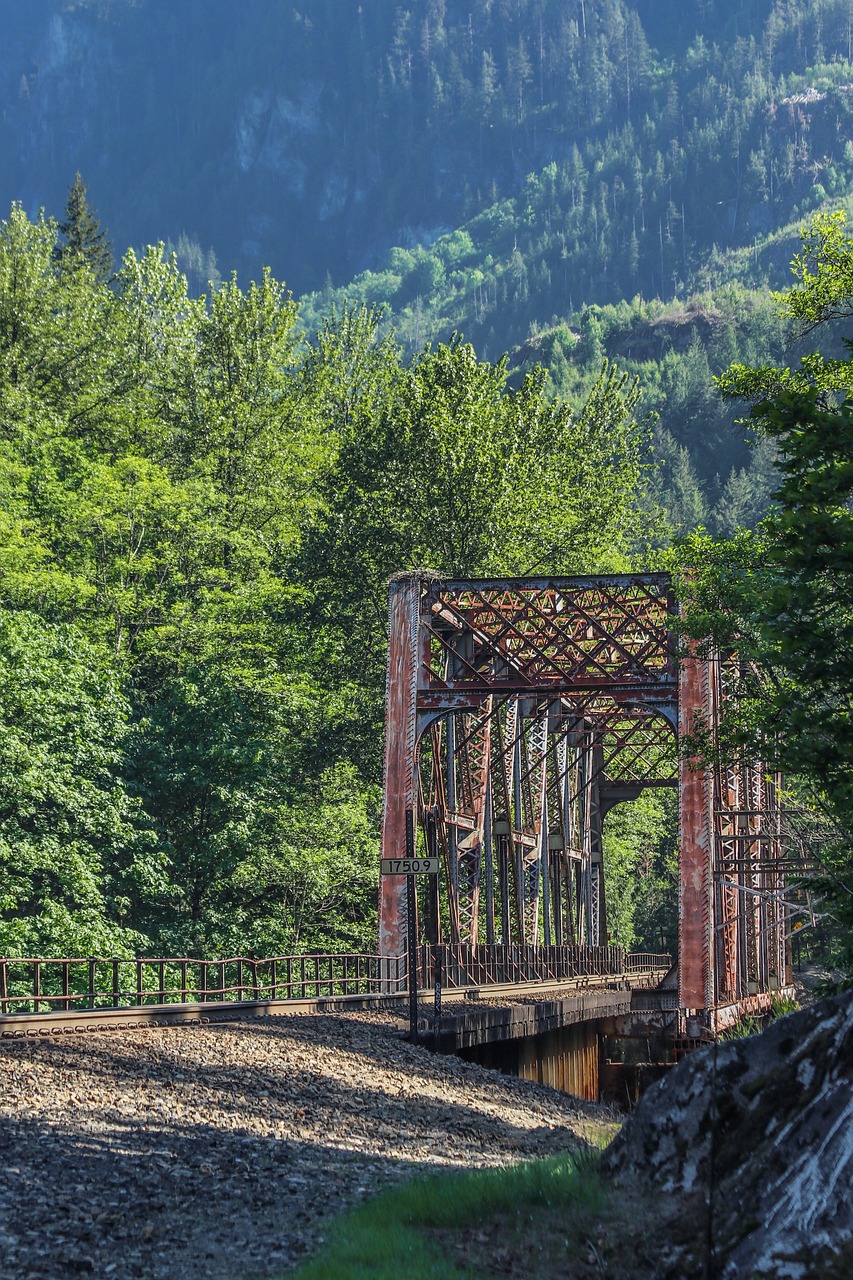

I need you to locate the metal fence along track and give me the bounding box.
[0,947,670,1037]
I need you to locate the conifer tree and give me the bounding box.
[57,172,113,281]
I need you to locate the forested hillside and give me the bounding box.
[3,0,853,305]
[1,1,852,966]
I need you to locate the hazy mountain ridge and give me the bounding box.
[5,0,852,302]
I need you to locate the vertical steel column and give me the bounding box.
[446,714,458,901]
[541,798,551,947]
[678,646,715,1015]
[379,576,422,967]
[484,778,495,945]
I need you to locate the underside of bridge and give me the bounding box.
[379,573,794,1036]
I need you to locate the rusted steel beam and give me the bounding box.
[678,645,714,1013]
[379,575,423,965]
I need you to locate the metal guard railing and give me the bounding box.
[418,944,671,988]
[0,953,407,1016]
[0,947,672,1017]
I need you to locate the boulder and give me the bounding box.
[602,992,853,1278]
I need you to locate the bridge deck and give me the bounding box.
[0,968,668,1039]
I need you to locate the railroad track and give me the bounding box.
[0,969,667,1037]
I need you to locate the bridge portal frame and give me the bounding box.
[379,572,791,1032]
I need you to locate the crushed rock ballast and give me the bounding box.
[0,1010,605,1280]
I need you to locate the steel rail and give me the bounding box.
[0,968,669,1038]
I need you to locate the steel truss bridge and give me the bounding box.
[0,572,801,1053]
[380,572,799,1034]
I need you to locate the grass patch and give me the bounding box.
[286,1148,608,1280]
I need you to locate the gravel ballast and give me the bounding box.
[0,1011,606,1279]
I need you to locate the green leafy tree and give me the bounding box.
[684,211,853,970]
[0,609,159,955]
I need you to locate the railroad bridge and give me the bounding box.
[0,572,799,1106]
[379,572,796,1039]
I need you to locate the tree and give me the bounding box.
[603,790,677,952]
[0,609,159,956]
[302,329,647,657]
[646,425,706,537]
[683,211,853,969]
[57,173,113,282]
[710,216,853,809]
[738,389,853,818]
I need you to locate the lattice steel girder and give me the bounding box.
[420,574,679,697]
[380,573,791,1024]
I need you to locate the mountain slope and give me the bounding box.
[3,0,853,305]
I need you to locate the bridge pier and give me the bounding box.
[461,1022,602,1102]
[430,987,634,1104]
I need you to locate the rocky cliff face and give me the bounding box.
[603,993,853,1278]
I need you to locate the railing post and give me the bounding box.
[433,943,442,1049]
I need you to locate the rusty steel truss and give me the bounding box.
[379,573,794,1031]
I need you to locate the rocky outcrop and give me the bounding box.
[603,992,853,1279]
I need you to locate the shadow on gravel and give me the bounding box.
[0,1018,596,1280]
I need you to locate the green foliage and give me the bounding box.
[718,995,799,1041]
[0,608,156,956]
[603,791,677,952]
[680,211,853,972]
